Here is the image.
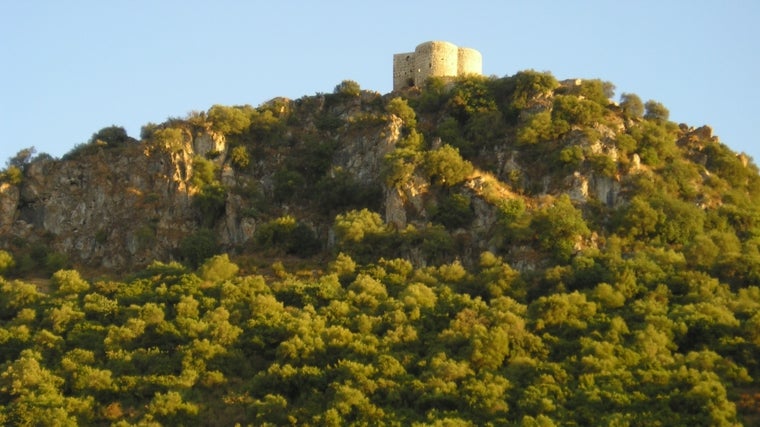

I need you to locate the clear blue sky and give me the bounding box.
[1,1,758,167]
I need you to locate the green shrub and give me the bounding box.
[89,125,131,146]
[552,95,606,128]
[329,252,357,283]
[45,252,69,273]
[179,229,219,268]
[531,194,591,262]
[0,250,15,275]
[628,120,678,166]
[644,100,670,121]
[0,166,23,185]
[152,127,186,153]
[703,141,752,188]
[230,146,250,170]
[510,70,559,111]
[588,153,617,177]
[94,229,109,244]
[424,144,474,186]
[517,111,556,145]
[315,112,344,132]
[7,147,36,168]
[432,193,475,229]
[315,168,383,213]
[140,122,160,140]
[193,183,227,228]
[198,254,239,282]
[207,105,253,135]
[448,75,497,122]
[144,260,188,277]
[334,80,361,97]
[386,97,417,129]
[255,215,320,257]
[191,156,218,188]
[52,269,90,295]
[382,147,421,189]
[464,110,506,152]
[615,133,637,155]
[334,209,386,245]
[559,145,585,166]
[620,93,644,119]
[272,169,306,202]
[436,117,467,152]
[63,142,101,159]
[135,224,157,249]
[249,109,285,141]
[564,79,614,105]
[415,224,455,264]
[415,77,451,112]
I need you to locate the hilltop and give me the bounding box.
[2,73,757,276]
[1,73,760,424]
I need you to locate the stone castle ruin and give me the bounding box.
[393,41,482,91]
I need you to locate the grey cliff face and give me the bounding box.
[4,144,197,270]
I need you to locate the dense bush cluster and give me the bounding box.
[1,248,759,425]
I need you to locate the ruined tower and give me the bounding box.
[393,41,482,91]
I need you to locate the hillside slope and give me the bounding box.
[1,73,760,424]
[2,73,758,276]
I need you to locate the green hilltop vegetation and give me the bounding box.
[1,72,760,425]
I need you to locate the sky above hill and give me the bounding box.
[1,1,758,167]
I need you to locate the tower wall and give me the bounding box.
[413,41,459,87]
[457,47,483,76]
[393,53,416,91]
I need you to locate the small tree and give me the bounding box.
[52,269,90,295]
[179,228,219,268]
[334,209,386,244]
[207,105,252,135]
[255,215,320,257]
[510,70,559,111]
[152,127,186,152]
[0,166,22,185]
[198,254,239,282]
[191,156,218,188]
[6,147,36,169]
[334,80,361,97]
[433,193,474,229]
[644,100,670,121]
[619,93,644,119]
[517,111,555,145]
[193,183,226,228]
[567,79,615,105]
[424,144,474,186]
[0,250,15,275]
[230,145,250,169]
[89,125,130,145]
[531,194,591,262]
[386,97,417,129]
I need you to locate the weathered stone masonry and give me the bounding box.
[393,41,482,91]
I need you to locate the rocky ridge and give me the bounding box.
[0,75,752,272]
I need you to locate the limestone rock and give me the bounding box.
[7,144,197,270]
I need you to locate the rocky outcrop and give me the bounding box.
[0,85,675,272]
[565,172,621,207]
[6,145,198,269]
[334,115,402,184]
[0,183,19,232]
